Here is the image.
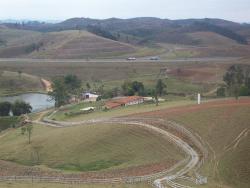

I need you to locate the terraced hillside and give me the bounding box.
[0,27,147,59]
[133,98,250,188]
[29,30,137,59]
[0,71,44,96]
[0,27,42,57]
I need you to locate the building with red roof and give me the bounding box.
[105,96,144,109]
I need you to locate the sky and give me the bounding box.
[0,0,250,23]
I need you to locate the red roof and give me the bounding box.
[105,102,122,109]
[105,96,144,109]
[113,96,144,105]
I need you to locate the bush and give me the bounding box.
[239,86,250,96]
[11,100,32,116]
[0,101,12,116]
[217,87,226,97]
[0,116,20,132]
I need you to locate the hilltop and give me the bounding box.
[1,17,250,59]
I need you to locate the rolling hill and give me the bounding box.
[0,28,146,59]
[0,123,183,177]
[29,30,137,59]
[133,98,250,188]
[1,17,250,58]
[0,71,44,96]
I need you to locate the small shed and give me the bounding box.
[82,92,100,102]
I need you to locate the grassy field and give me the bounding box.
[136,98,250,188]
[174,107,250,188]
[0,182,151,188]
[0,27,42,58]
[0,58,229,98]
[0,70,44,96]
[50,100,195,122]
[0,27,162,59]
[0,116,20,132]
[29,30,138,59]
[0,123,183,174]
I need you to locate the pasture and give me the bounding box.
[0,70,44,96]
[0,123,183,177]
[133,98,250,188]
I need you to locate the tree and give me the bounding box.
[27,124,33,144]
[86,82,91,91]
[11,100,32,116]
[49,77,70,107]
[121,81,135,96]
[121,81,145,96]
[64,74,81,94]
[132,81,145,96]
[223,65,244,99]
[18,70,22,78]
[0,101,12,116]
[156,79,167,96]
[216,87,226,97]
[21,124,33,144]
[151,89,159,106]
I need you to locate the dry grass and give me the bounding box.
[135,98,250,188]
[0,182,151,188]
[0,71,44,96]
[29,30,137,59]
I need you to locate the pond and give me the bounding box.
[0,93,55,112]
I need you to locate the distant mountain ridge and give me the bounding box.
[0,17,250,59]
[2,17,250,45]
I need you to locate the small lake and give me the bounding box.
[0,93,55,112]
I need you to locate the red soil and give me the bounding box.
[132,98,250,118]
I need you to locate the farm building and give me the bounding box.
[105,96,144,109]
[82,92,100,102]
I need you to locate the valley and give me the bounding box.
[0,16,250,188]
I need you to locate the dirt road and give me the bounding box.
[32,116,204,188]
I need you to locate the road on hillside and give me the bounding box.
[32,115,205,188]
[0,57,240,64]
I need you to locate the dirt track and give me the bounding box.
[31,115,204,188]
[3,98,248,187]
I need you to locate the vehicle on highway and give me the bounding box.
[126,57,137,61]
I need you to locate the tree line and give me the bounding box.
[49,74,82,107]
[218,64,250,98]
[49,73,168,108]
[0,100,32,117]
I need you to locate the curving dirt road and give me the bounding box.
[31,115,204,188]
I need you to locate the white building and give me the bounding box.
[82,92,100,102]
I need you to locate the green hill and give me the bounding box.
[0,123,183,175]
[153,99,250,188]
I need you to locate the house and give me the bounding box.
[82,92,100,102]
[105,96,144,109]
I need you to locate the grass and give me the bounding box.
[0,71,44,96]
[0,182,151,188]
[101,75,204,94]
[51,100,195,122]
[0,116,20,132]
[29,30,138,59]
[0,123,183,173]
[168,103,250,188]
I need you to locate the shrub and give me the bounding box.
[239,86,250,96]
[217,87,226,97]
[0,101,12,116]
[11,100,32,116]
